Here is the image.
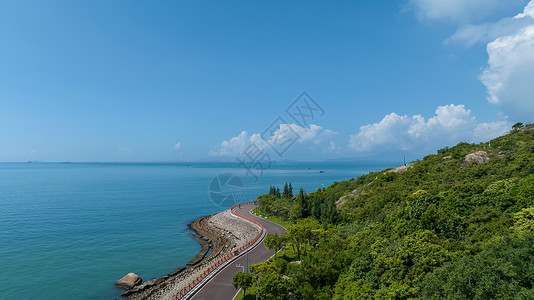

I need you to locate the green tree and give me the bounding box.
[250,261,281,278]
[421,234,534,299]
[283,182,293,198]
[333,278,374,300]
[264,233,286,258]
[232,272,254,297]
[513,122,524,129]
[512,206,534,234]
[257,273,289,300]
[251,123,534,299]
[286,218,321,257]
[297,188,309,218]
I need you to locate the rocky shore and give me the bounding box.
[122,208,260,300]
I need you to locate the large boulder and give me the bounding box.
[114,273,142,290]
[463,151,490,165]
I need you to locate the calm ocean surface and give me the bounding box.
[0,161,398,299]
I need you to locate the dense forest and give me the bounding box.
[234,123,534,299]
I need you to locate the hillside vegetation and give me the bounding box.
[250,123,534,299]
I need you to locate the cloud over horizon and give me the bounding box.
[209,124,337,158]
[349,104,510,154]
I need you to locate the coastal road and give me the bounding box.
[190,204,285,300]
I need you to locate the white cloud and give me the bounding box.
[210,131,254,157]
[174,143,181,150]
[480,24,534,122]
[473,121,512,141]
[328,141,341,153]
[210,124,337,157]
[409,0,525,22]
[515,0,534,18]
[438,0,534,123]
[446,1,534,46]
[209,131,268,157]
[350,112,417,152]
[279,124,336,144]
[348,104,506,153]
[445,17,532,46]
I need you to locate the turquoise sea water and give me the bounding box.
[0,161,398,299]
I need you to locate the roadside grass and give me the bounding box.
[250,207,291,229]
[233,287,257,300]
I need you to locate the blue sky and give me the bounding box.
[1,0,533,162]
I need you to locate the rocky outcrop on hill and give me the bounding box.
[463,150,490,166]
[336,189,359,209]
[385,165,412,174]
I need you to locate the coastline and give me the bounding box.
[122,206,261,300]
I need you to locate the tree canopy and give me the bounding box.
[251,123,534,299]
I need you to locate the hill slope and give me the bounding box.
[253,123,534,299]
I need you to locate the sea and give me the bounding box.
[0,161,398,299]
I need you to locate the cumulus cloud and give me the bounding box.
[209,131,259,157]
[473,121,512,141]
[480,24,534,122]
[174,143,181,150]
[328,141,340,153]
[349,104,509,153]
[515,0,534,18]
[446,1,534,46]
[210,124,336,157]
[350,113,419,152]
[445,17,532,46]
[438,0,534,123]
[409,0,525,22]
[279,124,336,144]
[478,1,534,123]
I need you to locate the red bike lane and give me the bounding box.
[189,204,286,300]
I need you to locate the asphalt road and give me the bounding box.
[190,204,286,300]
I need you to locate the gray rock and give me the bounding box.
[168,266,186,277]
[463,151,490,165]
[114,273,142,290]
[385,165,411,173]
